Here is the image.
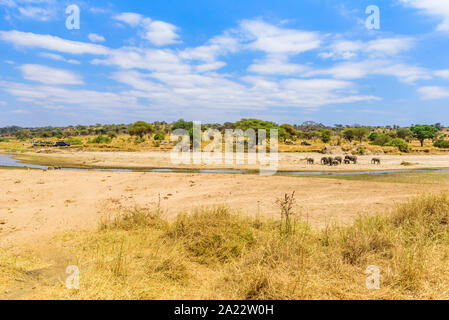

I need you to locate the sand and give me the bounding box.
[1,169,446,247]
[12,150,449,172]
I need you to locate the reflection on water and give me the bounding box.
[0,153,448,176]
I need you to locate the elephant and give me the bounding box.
[321,157,329,165]
[307,158,314,164]
[344,159,351,164]
[327,157,336,166]
[345,155,358,164]
[371,158,381,165]
[334,156,343,164]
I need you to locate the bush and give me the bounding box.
[88,135,111,144]
[371,133,392,146]
[154,131,166,141]
[107,132,117,139]
[434,139,449,149]
[386,138,410,153]
[67,138,83,145]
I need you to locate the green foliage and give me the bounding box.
[153,131,166,141]
[386,138,410,153]
[353,127,369,142]
[128,121,155,138]
[411,125,439,147]
[397,128,412,141]
[107,131,117,139]
[434,139,449,149]
[342,128,355,142]
[320,130,332,143]
[235,118,280,142]
[171,119,194,140]
[67,138,83,145]
[88,135,112,144]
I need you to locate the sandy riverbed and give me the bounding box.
[10,151,449,172]
[1,169,447,247]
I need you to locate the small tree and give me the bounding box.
[353,127,369,142]
[396,128,412,141]
[343,128,355,142]
[128,121,155,139]
[410,125,439,147]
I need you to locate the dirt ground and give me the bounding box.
[12,150,449,172]
[1,169,447,247]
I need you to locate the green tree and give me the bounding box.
[396,128,412,141]
[235,118,279,143]
[320,131,331,143]
[154,131,166,141]
[410,125,439,147]
[353,127,369,142]
[128,121,155,138]
[342,128,355,142]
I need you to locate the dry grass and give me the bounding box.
[2,193,449,299]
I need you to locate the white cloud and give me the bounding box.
[0,100,7,106]
[320,37,415,60]
[1,81,141,110]
[17,6,53,21]
[19,64,84,85]
[307,60,431,83]
[0,30,110,55]
[180,34,239,63]
[88,33,106,43]
[39,52,80,64]
[435,69,449,79]
[418,86,449,99]
[141,20,180,46]
[400,0,449,31]
[113,12,180,46]
[113,12,143,27]
[248,54,308,75]
[92,47,191,74]
[0,0,58,21]
[240,20,322,54]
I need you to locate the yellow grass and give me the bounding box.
[2,193,449,300]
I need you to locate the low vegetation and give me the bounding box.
[1,120,448,154]
[2,193,449,299]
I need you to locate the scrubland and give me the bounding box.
[2,193,449,300]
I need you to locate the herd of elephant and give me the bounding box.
[306,155,381,166]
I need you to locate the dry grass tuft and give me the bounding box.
[2,193,449,299]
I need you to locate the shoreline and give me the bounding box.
[2,150,449,174]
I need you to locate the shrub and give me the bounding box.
[371,133,392,146]
[67,138,83,145]
[107,132,117,139]
[386,138,410,153]
[434,139,449,149]
[88,135,111,144]
[154,131,166,141]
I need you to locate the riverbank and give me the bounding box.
[3,150,449,173]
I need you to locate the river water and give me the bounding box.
[0,153,448,176]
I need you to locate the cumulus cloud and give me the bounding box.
[19,64,84,85]
[0,0,58,21]
[306,60,431,83]
[0,30,109,55]
[400,0,449,32]
[320,37,415,60]
[240,19,322,54]
[113,12,180,46]
[418,86,449,99]
[39,52,80,64]
[88,33,106,43]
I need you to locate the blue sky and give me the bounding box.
[0,0,449,127]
